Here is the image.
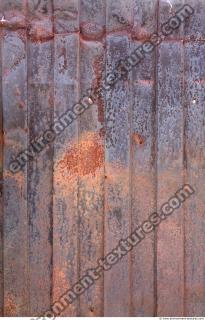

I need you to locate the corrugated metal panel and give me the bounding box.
[0,0,204,316]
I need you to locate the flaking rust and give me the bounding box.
[58,132,104,177]
[4,294,17,316]
[132,132,144,145]
[92,55,105,126]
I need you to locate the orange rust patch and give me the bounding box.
[58,132,104,177]
[4,294,17,316]
[132,133,144,145]
[53,267,69,299]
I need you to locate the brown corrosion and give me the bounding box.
[4,294,17,316]
[28,18,53,42]
[132,26,151,40]
[53,267,69,299]
[92,56,105,126]
[0,9,54,43]
[58,132,104,177]
[132,132,144,145]
[0,10,26,30]
[80,22,105,41]
[18,100,25,109]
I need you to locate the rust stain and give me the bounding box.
[132,132,144,145]
[58,132,104,177]
[28,18,53,42]
[132,26,151,40]
[0,9,54,42]
[12,54,25,70]
[18,100,25,109]
[80,22,105,41]
[4,170,25,190]
[0,10,26,30]
[92,56,105,126]
[53,267,68,298]
[137,79,154,85]
[15,87,25,109]
[52,265,77,316]
[194,78,205,83]
[48,94,53,107]
[4,294,17,316]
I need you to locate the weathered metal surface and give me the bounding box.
[1,0,28,315]
[0,0,205,317]
[131,0,157,315]
[53,31,79,317]
[157,41,184,316]
[184,41,205,316]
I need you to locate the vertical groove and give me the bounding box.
[104,1,108,315]
[153,0,159,316]
[103,0,107,316]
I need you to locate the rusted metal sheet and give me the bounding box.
[27,0,53,315]
[104,35,131,316]
[104,2,133,316]
[0,0,205,317]
[157,41,184,316]
[52,0,79,316]
[1,0,29,315]
[79,40,104,317]
[184,41,205,316]
[131,0,158,316]
[79,2,105,317]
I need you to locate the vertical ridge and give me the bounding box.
[154,0,159,316]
